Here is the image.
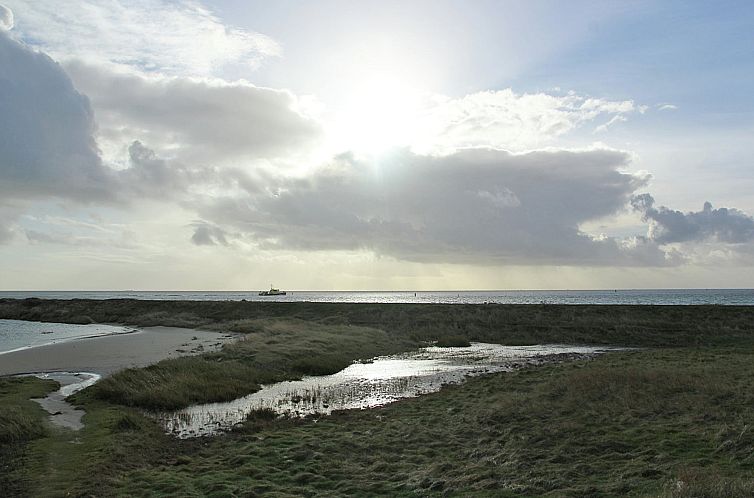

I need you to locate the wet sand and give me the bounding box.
[0,326,238,376]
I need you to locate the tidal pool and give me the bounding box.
[159,343,621,438]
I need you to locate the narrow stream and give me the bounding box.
[159,343,621,438]
[29,372,101,430]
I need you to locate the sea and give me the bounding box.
[0,319,133,355]
[1,289,754,305]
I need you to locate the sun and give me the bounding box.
[330,73,424,154]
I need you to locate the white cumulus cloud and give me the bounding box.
[0,4,13,31]
[411,89,645,153]
[3,0,279,75]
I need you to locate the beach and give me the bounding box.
[0,325,237,376]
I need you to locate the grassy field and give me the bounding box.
[2,300,754,496]
[113,348,754,497]
[0,377,59,495]
[3,298,754,348]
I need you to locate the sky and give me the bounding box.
[1,0,754,290]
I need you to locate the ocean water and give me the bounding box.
[1,289,754,305]
[0,319,134,355]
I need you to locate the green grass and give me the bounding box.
[0,377,58,445]
[0,377,59,444]
[86,356,270,410]
[4,299,754,348]
[4,301,754,496]
[0,377,59,496]
[0,407,47,444]
[83,318,414,410]
[96,348,754,497]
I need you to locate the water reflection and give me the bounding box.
[159,343,621,438]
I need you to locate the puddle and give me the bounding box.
[159,343,621,438]
[28,372,101,430]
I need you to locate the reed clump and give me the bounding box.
[87,357,271,410]
[0,407,47,443]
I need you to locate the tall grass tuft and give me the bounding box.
[0,406,47,443]
[90,357,270,410]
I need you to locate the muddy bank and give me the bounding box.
[0,325,238,376]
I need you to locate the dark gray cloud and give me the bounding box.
[0,31,114,201]
[190,222,229,246]
[632,193,754,244]
[197,148,671,265]
[120,141,195,198]
[64,61,322,163]
[0,28,249,212]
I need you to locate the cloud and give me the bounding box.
[120,141,196,198]
[3,0,278,75]
[0,4,12,31]
[657,103,678,111]
[594,114,627,134]
[0,29,317,208]
[64,62,322,164]
[196,147,671,266]
[412,89,645,153]
[21,211,142,249]
[0,204,20,244]
[632,194,754,244]
[190,222,229,246]
[0,30,115,202]
[24,228,140,249]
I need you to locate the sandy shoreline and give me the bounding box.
[0,326,238,376]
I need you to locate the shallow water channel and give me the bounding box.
[159,343,620,438]
[28,372,101,430]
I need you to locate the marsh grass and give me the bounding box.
[8,299,754,413]
[4,299,754,348]
[663,468,754,497]
[5,301,754,495]
[85,356,271,410]
[0,377,57,444]
[7,347,754,496]
[0,407,47,444]
[84,318,413,410]
[0,377,58,495]
[85,348,754,497]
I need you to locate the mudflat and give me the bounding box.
[0,326,237,376]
